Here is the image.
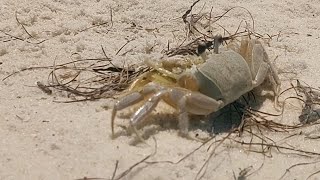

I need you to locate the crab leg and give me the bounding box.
[111,92,144,137]
[112,82,164,137]
[130,90,170,142]
[129,87,223,141]
[176,92,223,136]
[144,58,179,80]
[252,42,281,108]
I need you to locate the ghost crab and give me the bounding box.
[111,35,281,142]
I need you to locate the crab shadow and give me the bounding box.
[210,87,277,134]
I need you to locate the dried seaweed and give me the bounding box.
[0,11,47,44]
[279,160,320,180]
[46,48,150,102]
[2,46,150,102]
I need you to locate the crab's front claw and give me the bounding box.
[111,92,143,138]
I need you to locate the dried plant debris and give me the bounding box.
[0,11,46,44]
[2,47,149,102]
[165,37,211,57]
[36,81,53,95]
[181,0,258,40]
[279,160,320,180]
[233,166,253,180]
[46,55,150,101]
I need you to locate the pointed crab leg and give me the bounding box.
[111,82,161,140]
[111,92,143,138]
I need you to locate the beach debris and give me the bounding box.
[36,81,52,95]
[294,80,320,123]
[299,105,320,124]
[111,34,281,142]
[44,46,149,102]
[234,166,253,180]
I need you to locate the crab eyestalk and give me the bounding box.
[213,34,223,54]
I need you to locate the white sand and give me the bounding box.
[1,0,320,179]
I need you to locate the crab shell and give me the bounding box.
[190,50,252,106]
[182,38,279,108]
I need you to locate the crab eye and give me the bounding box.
[197,43,207,55]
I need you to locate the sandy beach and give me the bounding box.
[1,0,320,179]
